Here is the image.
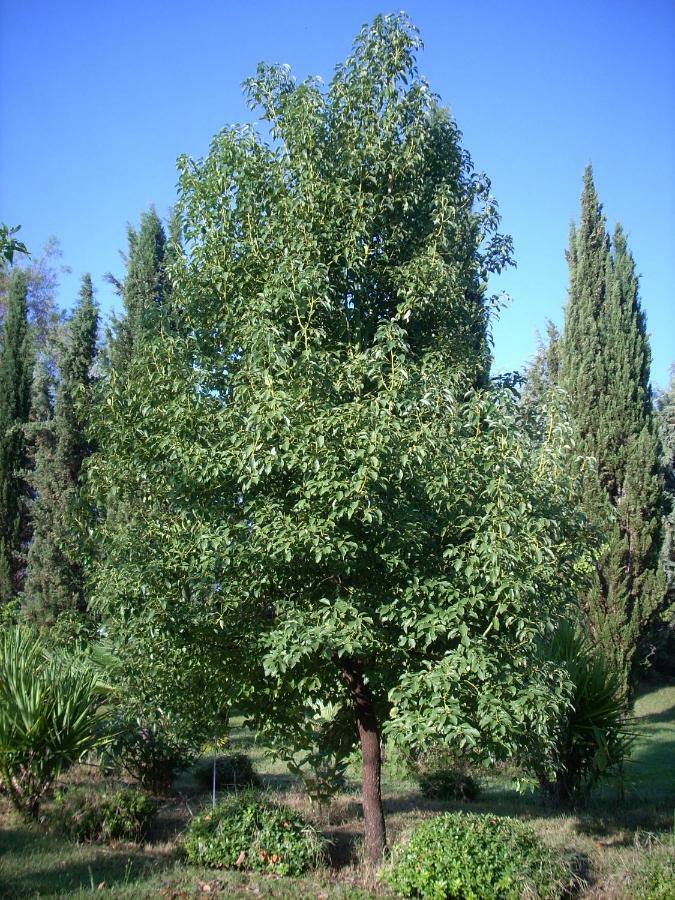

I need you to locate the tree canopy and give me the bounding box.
[88,14,593,864]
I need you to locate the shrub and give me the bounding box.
[528,621,635,805]
[106,712,198,795]
[193,752,260,792]
[386,812,572,899]
[418,768,480,802]
[182,792,325,876]
[0,626,109,819]
[409,748,481,802]
[51,786,157,843]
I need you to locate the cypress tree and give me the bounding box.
[23,274,98,625]
[0,270,32,603]
[654,366,675,671]
[560,166,665,689]
[107,208,167,373]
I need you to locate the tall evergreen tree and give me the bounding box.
[560,166,665,689]
[0,270,32,603]
[23,274,98,624]
[654,366,675,670]
[107,209,167,373]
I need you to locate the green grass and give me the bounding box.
[1,683,673,898]
[625,684,675,799]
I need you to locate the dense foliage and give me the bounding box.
[23,274,98,626]
[87,13,594,865]
[50,786,157,843]
[560,168,665,690]
[386,812,573,899]
[182,793,325,875]
[0,625,109,819]
[0,270,32,603]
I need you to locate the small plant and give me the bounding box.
[0,625,109,819]
[50,786,157,843]
[182,791,325,876]
[107,712,198,795]
[193,752,260,792]
[386,812,573,899]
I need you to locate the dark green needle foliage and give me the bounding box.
[107,208,168,374]
[0,270,32,604]
[23,274,98,626]
[654,366,675,672]
[560,167,666,691]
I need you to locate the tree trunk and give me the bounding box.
[333,653,387,867]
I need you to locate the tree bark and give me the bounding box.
[333,653,387,867]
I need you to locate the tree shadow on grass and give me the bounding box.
[0,824,170,898]
[637,704,675,725]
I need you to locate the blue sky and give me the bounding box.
[1,0,673,387]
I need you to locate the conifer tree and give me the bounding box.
[23,275,98,624]
[560,167,665,689]
[654,366,675,669]
[521,320,561,412]
[0,270,32,603]
[107,209,167,373]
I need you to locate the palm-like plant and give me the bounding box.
[533,621,635,805]
[0,625,110,818]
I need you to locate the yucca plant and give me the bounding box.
[0,625,110,819]
[532,620,635,804]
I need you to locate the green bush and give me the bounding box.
[386,812,572,899]
[0,625,109,819]
[193,752,260,792]
[106,712,198,795]
[51,786,157,843]
[182,792,325,876]
[418,768,480,802]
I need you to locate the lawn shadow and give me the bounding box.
[637,704,675,725]
[0,824,169,898]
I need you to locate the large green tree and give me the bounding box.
[89,15,591,865]
[654,366,675,671]
[23,274,98,625]
[0,270,32,603]
[560,167,665,689]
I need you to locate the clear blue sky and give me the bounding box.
[1,0,673,387]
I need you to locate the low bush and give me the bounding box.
[106,712,198,795]
[193,753,260,792]
[182,792,325,876]
[417,768,480,802]
[386,812,573,899]
[50,786,157,843]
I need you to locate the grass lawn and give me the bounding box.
[1,684,673,898]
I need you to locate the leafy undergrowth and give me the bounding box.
[0,684,673,898]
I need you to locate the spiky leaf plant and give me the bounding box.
[0,625,110,818]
